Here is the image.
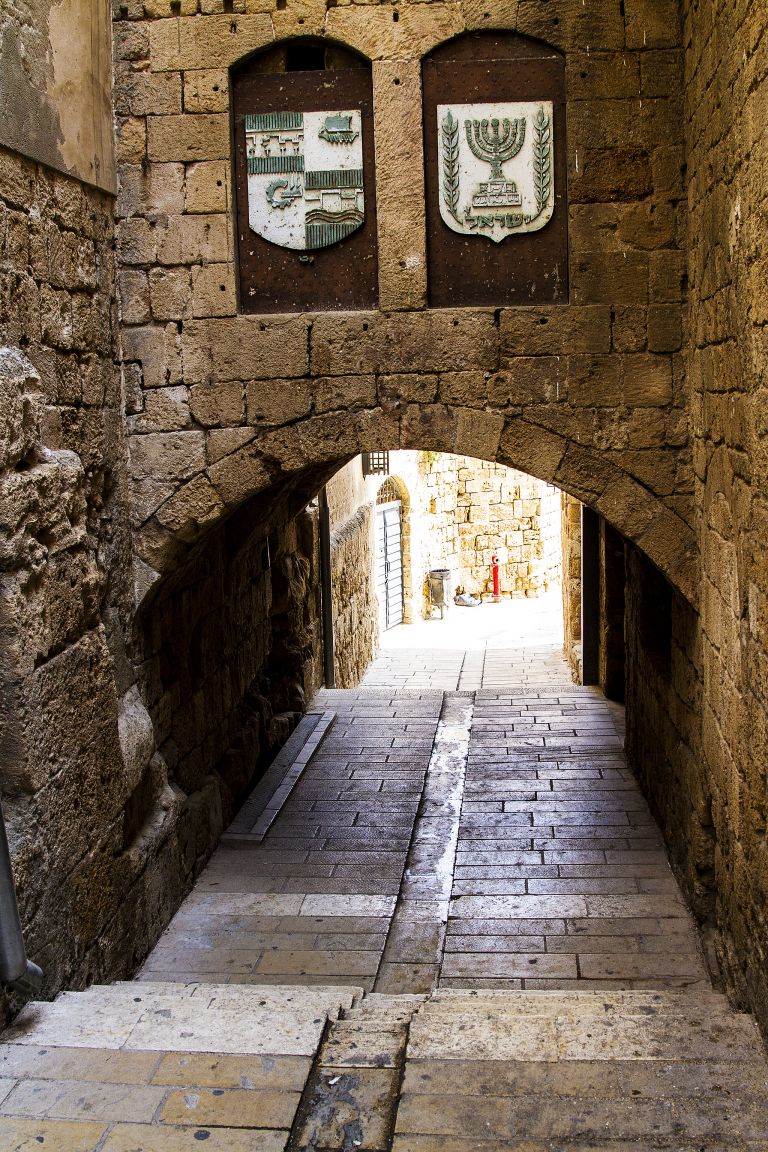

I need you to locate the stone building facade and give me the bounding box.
[1,0,768,1042]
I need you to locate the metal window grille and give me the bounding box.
[362,451,389,476]
[376,478,400,505]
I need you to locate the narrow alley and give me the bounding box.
[1,602,767,1149]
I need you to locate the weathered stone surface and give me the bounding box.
[373,61,427,311]
[182,318,310,383]
[311,313,498,376]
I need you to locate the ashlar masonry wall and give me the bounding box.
[417,454,561,602]
[625,0,768,1034]
[114,0,698,607]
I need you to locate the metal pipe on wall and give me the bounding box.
[0,801,43,996]
[318,487,336,689]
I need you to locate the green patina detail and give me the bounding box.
[305,168,364,191]
[525,106,552,224]
[248,155,305,175]
[245,111,303,132]
[306,219,361,249]
[440,109,461,224]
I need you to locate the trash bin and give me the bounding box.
[428,569,451,619]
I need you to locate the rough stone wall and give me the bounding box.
[624,545,711,939]
[114,1,698,606]
[0,146,139,1011]
[625,0,768,1037]
[330,504,377,686]
[325,461,379,687]
[679,0,768,1026]
[560,493,582,681]
[599,519,626,702]
[418,454,561,603]
[138,505,323,831]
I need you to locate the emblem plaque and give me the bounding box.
[245,110,364,251]
[437,102,554,241]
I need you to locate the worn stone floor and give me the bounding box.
[2,598,768,1149]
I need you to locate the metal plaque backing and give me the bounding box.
[233,64,378,313]
[423,33,568,308]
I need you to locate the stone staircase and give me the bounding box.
[1,983,768,1149]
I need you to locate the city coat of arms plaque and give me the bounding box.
[437,101,554,241]
[245,109,364,251]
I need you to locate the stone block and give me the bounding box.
[189,381,245,427]
[487,359,564,407]
[647,305,682,353]
[117,218,156,266]
[518,0,625,50]
[154,473,225,541]
[185,162,230,214]
[623,355,673,407]
[378,375,439,407]
[569,147,653,204]
[156,214,230,265]
[326,3,465,61]
[500,306,612,357]
[311,312,497,376]
[649,251,687,302]
[456,410,504,461]
[148,266,192,321]
[567,52,641,101]
[206,442,273,506]
[571,252,649,305]
[131,385,191,432]
[205,427,256,465]
[437,372,488,407]
[147,114,229,162]
[372,61,427,311]
[183,70,230,114]
[5,627,122,798]
[0,348,43,469]
[611,307,647,353]
[114,67,182,117]
[129,430,206,480]
[315,376,377,414]
[149,14,273,72]
[499,420,566,483]
[121,322,183,388]
[116,117,146,165]
[192,263,237,318]
[617,203,677,250]
[182,317,310,382]
[116,163,185,220]
[246,380,313,425]
[567,356,623,407]
[625,0,682,49]
[131,477,177,525]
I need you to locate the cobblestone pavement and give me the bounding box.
[3,607,768,1148]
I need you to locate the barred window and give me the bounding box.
[362,451,390,476]
[376,478,400,505]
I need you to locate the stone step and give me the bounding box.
[408,990,763,1065]
[2,982,362,1056]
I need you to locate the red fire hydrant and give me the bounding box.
[491,554,501,602]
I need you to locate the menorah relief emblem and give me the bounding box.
[437,102,554,242]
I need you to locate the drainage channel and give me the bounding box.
[373,691,474,994]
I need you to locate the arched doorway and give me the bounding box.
[375,478,404,631]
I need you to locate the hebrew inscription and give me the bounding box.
[437,102,554,241]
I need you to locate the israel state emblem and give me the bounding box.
[437,102,554,241]
[244,110,364,251]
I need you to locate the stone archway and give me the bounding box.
[131,404,698,611]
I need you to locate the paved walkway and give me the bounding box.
[136,598,708,993]
[2,599,768,1149]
